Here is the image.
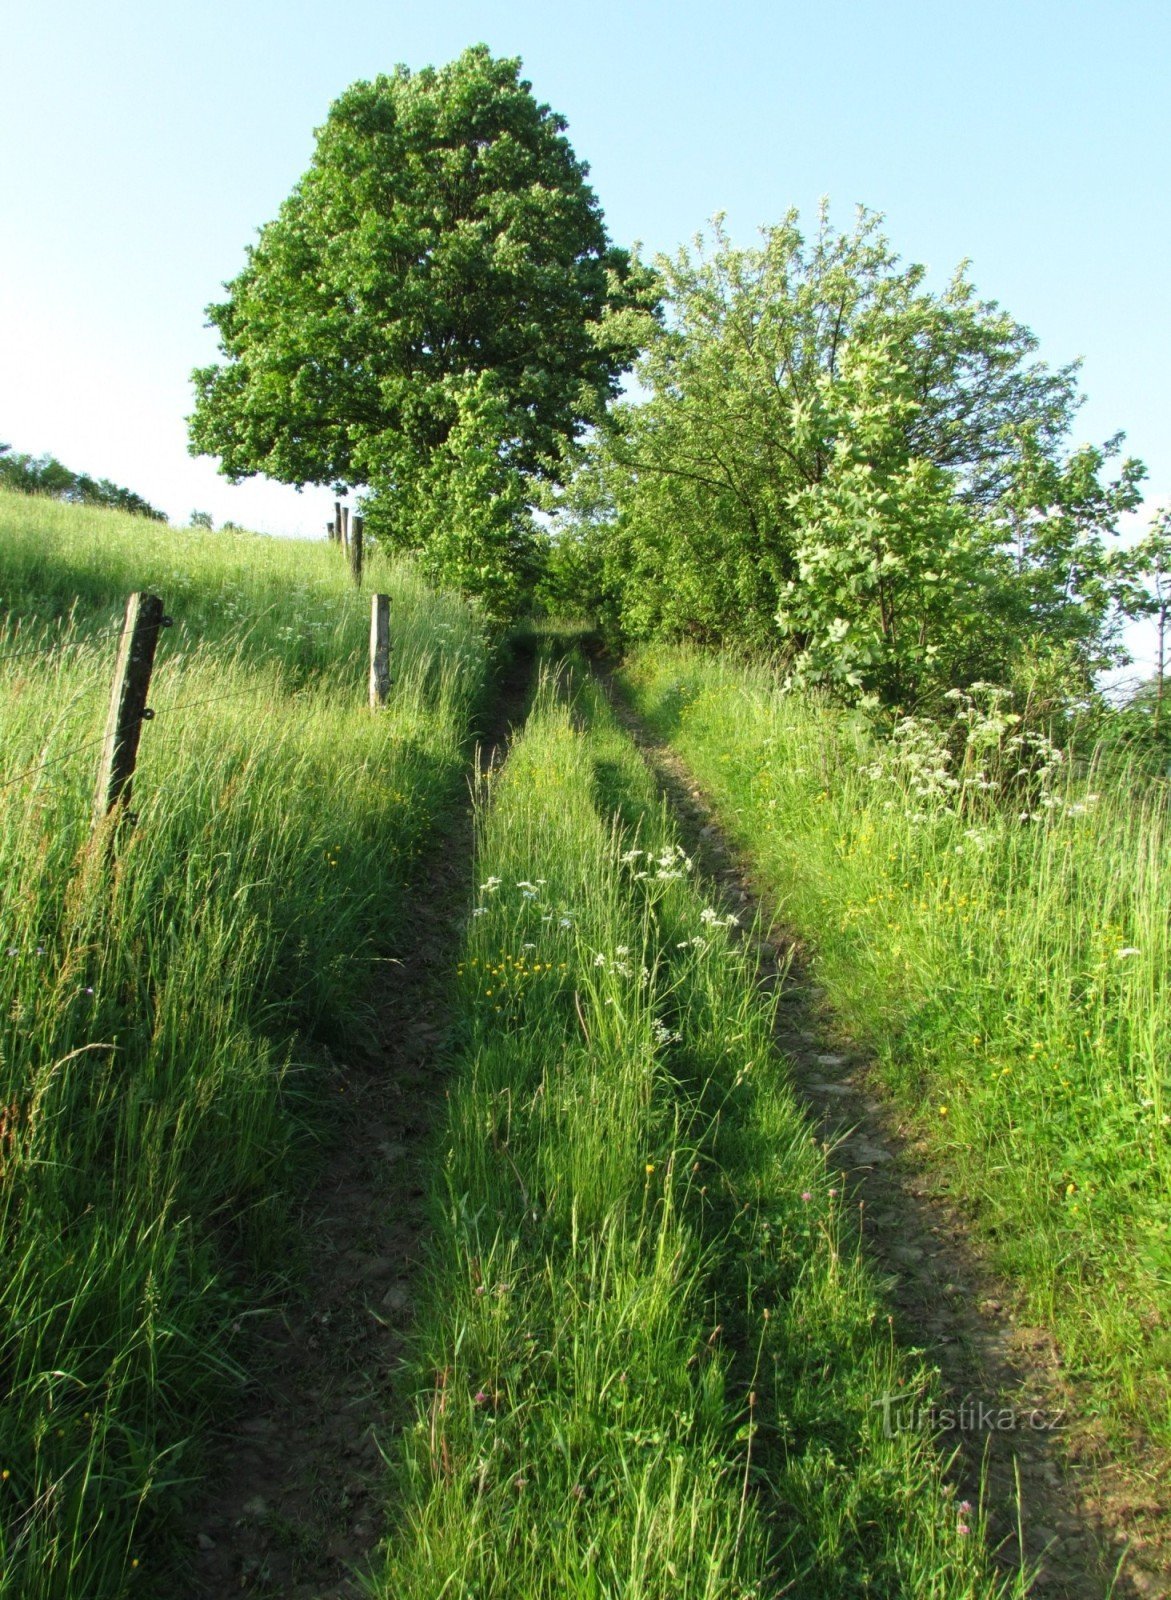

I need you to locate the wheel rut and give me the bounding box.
[597,669,1167,1600]
[177,645,534,1599]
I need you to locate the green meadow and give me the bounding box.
[619,644,1171,1458]
[0,490,486,1596]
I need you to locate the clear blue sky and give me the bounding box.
[2,0,1167,660]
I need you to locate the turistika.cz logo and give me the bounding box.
[872,1393,1065,1438]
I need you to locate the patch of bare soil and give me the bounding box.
[601,676,1170,1600]
[176,648,533,1599]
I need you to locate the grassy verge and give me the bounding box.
[617,644,1171,1461]
[374,663,1017,1599]
[0,491,487,1597]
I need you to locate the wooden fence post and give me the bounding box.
[369,593,390,708]
[342,506,350,554]
[92,593,167,829]
[326,518,336,544]
[350,514,364,587]
[334,501,343,546]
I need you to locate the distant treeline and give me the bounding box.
[0,444,167,521]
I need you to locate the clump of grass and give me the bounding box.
[0,491,487,1597]
[375,663,1016,1599]
[619,644,1171,1457]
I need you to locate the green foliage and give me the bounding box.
[1116,506,1171,747]
[0,443,167,521]
[558,207,1145,701]
[188,45,658,617]
[985,428,1147,682]
[776,341,988,699]
[360,371,543,621]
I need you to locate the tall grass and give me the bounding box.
[0,491,487,1597]
[374,664,1018,1599]
[619,644,1171,1456]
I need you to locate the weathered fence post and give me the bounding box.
[326,518,337,544]
[342,506,350,554]
[369,593,390,708]
[334,501,344,548]
[92,593,167,830]
[350,514,364,588]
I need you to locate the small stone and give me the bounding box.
[197,1532,216,1551]
[848,1141,893,1165]
[815,1052,846,1067]
[382,1284,411,1312]
[242,1495,268,1519]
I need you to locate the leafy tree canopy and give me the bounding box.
[0,445,167,521]
[188,45,658,610]
[553,206,1145,701]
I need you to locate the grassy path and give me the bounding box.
[599,668,1143,1600]
[368,661,1020,1600]
[611,648,1170,1600]
[0,493,488,1598]
[180,646,537,1597]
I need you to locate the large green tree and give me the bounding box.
[188,45,656,611]
[557,206,1144,699]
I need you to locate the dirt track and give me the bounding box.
[600,669,1168,1600]
[180,647,533,1599]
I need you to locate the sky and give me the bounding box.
[2,0,1168,669]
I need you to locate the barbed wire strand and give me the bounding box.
[0,731,112,794]
[150,687,262,718]
[0,686,269,795]
[0,619,136,667]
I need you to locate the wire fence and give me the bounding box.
[0,732,112,794]
[0,587,393,820]
[0,618,133,667]
[0,690,262,795]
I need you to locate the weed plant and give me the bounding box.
[0,491,487,1596]
[376,664,1018,1598]
[619,645,1171,1458]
